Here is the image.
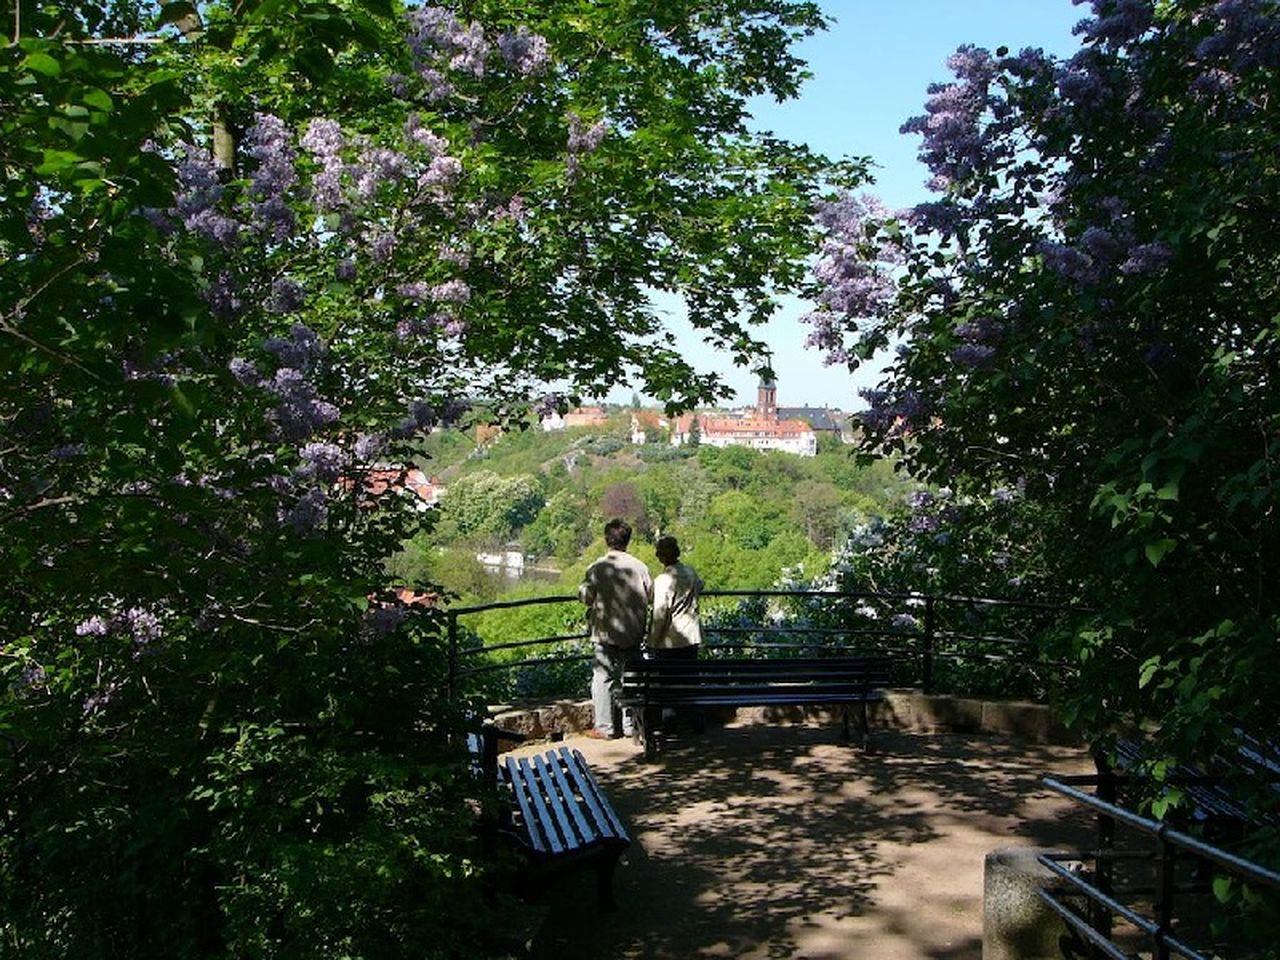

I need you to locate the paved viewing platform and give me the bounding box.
[502,717,1093,960]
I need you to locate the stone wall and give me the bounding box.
[489,688,1077,746]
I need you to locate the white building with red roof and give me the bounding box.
[671,379,817,456]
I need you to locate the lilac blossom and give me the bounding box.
[1081,226,1122,263]
[419,155,463,197]
[264,323,324,371]
[1072,0,1154,48]
[1120,242,1172,275]
[397,281,433,302]
[354,433,385,461]
[335,259,357,281]
[268,277,305,314]
[365,604,407,637]
[900,44,997,183]
[174,143,240,249]
[1197,0,1280,72]
[206,270,243,320]
[1055,49,1111,110]
[266,369,340,440]
[438,244,471,267]
[284,486,329,536]
[354,146,410,199]
[1039,240,1098,284]
[954,316,1004,344]
[298,442,345,482]
[302,118,348,211]
[802,192,900,365]
[430,279,470,304]
[244,113,298,240]
[76,616,110,637]
[230,357,261,386]
[407,7,489,78]
[405,115,448,155]
[498,26,551,76]
[366,228,396,261]
[950,342,997,369]
[858,387,927,435]
[122,607,162,648]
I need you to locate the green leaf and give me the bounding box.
[1144,538,1176,567]
[1138,656,1160,689]
[22,52,62,77]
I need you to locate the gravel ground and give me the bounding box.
[509,719,1093,960]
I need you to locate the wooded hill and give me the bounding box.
[393,409,911,602]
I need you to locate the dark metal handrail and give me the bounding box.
[443,588,1079,703]
[1038,776,1280,960]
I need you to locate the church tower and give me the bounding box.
[757,377,778,421]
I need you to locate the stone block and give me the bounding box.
[983,847,1074,960]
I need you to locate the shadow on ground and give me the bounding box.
[519,723,1093,960]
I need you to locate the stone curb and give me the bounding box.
[489,688,1078,746]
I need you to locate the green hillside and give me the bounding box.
[393,409,912,604]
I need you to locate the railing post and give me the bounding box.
[446,610,459,708]
[922,596,935,694]
[1093,757,1117,957]
[1153,826,1174,960]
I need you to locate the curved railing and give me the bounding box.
[444,588,1083,705]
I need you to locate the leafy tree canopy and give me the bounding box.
[0,1,855,954]
[805,0,1280,769]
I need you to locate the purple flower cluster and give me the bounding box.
[407,6,489,98]
[802,192,900,367]
[297,442,345,483]
[1196,0,1280,73]
[302,118,347,211]
[1072,0,1154,48]
[234,325,339,440]
[284,486,329,536]
[174,142,239,249]
[365,603,407,637]
[566,112,608,178]
[900,44,998,185]
[390,398,469,439]
[75,606,164,650]
[1055,48,1112,110]
[858,387,927,435]
[244,113,299,241]
[498,26,551,77]
[1120,242,1172,275]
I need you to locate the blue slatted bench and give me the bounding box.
[498,745,631,909]
[1106,735,1280,830]
[620,654,892,758]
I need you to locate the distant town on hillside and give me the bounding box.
[540,379,855,457]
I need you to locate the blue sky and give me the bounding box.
[624,0,1087,411]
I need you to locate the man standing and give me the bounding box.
[579,518,652,738]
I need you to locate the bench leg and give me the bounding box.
[641,704,662,759]
[596,848,623,911]
[841,705,851,742]
[860,699,871,751]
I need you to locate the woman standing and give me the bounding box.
[647,535,703,658]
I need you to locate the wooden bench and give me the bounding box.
[620,654,893,757]
[488,739,631,909]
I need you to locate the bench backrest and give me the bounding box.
[621,655,892,702]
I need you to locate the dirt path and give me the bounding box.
[512,722,1093,959]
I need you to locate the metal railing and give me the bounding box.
[444,588,1079,704]
[1037,776,1280,960]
